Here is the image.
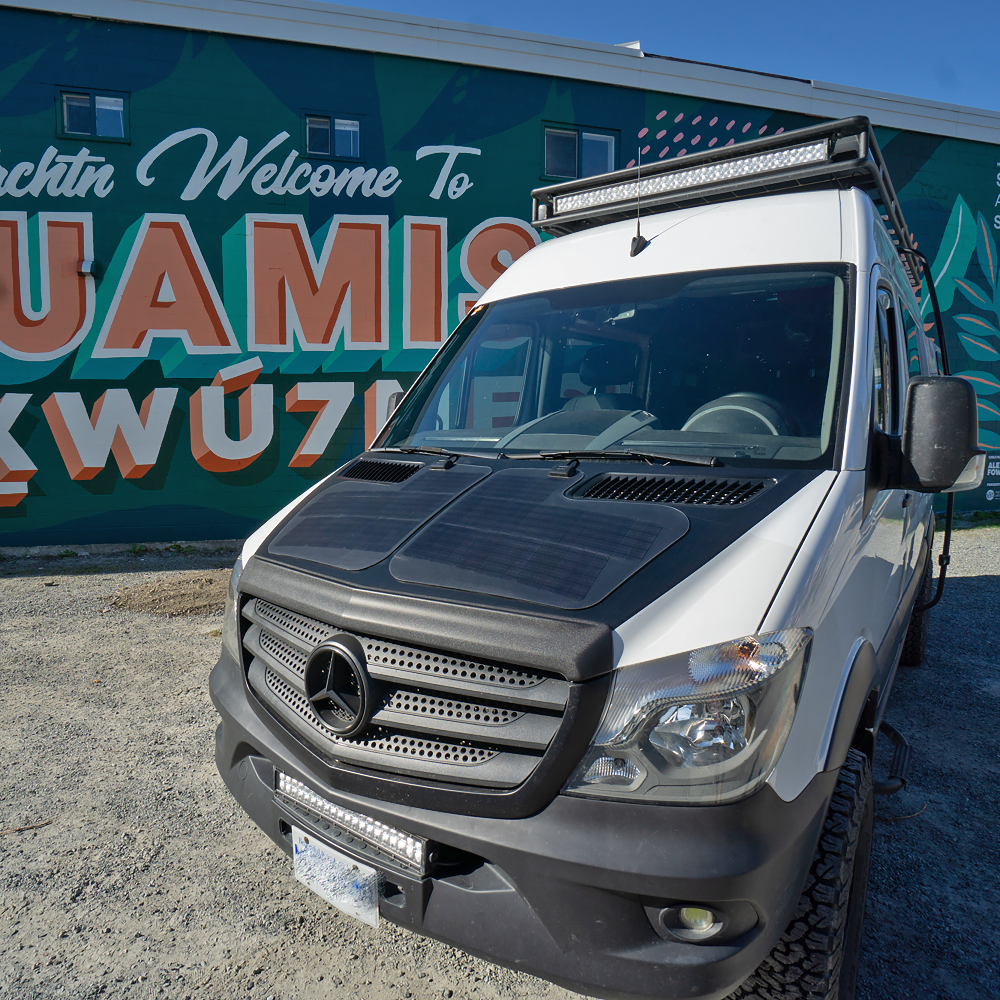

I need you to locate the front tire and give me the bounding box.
[731,748,874,1000]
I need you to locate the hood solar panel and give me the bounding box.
[580,474,770,506]
[342,458,423,484]
[391,469,688,609]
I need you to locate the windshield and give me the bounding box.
[380,266,849,466]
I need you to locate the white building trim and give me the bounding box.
[8,0,1000,145]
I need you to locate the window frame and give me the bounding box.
[55,88,130,143]
[301,110,364,162]
[541,122,619,182]
[873,285,906,436]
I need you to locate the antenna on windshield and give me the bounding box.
[630,145,648,257]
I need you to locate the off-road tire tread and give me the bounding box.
[900,556,933,667]
[729,749,873,1000]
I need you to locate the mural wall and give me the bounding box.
[1,8,998,544]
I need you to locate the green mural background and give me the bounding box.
[0,8,997,545]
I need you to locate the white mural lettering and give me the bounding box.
[137,129,403,202]
[415,145,481,200]
[0,147,114,198]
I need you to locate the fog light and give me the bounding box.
[679,906,715,932]
[657,904,725,942]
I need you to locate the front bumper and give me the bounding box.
[210,646,837,1000]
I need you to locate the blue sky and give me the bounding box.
[332,0,1000,113]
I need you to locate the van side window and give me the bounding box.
[901,307,921,376]
[874,289,900,433]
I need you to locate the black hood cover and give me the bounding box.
[261,454,823,631]
[268,461,491,571]
[389,469,688,609]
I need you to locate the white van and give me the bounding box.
[211,117,984,1000]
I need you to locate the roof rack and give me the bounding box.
[531,116,920,286]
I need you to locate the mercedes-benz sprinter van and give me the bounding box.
[210,117,984,1000]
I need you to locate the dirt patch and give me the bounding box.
[108,568,229,616]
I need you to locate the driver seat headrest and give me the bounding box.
[579,344,638,388]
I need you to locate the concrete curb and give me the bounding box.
[0,539,244,559]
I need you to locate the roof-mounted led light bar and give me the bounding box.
[553,140,828,216]
[532,116,919,286]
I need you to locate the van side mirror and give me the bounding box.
[900,377,985,493]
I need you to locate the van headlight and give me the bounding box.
[221,557,243,663]
[564,628,812,804]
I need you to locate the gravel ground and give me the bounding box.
[0,529,997,1000]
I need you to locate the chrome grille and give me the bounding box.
[243,597,570,788]
[384,691,523,725]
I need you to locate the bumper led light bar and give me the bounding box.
[276,772,427,873]
[554,140,827,216]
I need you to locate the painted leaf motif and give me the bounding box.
[978,427,1000,449]
[919,196,976,319]
[955,370,1000,395]
[977,398,1000,423]
[953,277,994,311]
[954,314,1000,337]
[957,333,1000,362]
[976,211,998,291]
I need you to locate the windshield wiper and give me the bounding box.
[376,445,722,467]
[372,446,492,460]
[508,449,722,468]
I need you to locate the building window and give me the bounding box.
[305,115,361,159]
[59,90,127,140]
[306,116,331,156]
[544,126,616,180]
[335,119,360,158]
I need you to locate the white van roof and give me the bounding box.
[482,189,859,302]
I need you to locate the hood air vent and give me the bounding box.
[341,458,423,484]
[580,474,769,506]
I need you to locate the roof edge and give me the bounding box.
[6,0,1000,145]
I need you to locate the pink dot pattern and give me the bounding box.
[620,108,786,172]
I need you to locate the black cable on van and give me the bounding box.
[900,246,952,614]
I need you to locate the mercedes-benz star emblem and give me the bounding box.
[304,634,379,737]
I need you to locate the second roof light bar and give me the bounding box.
[531,116,916,279]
